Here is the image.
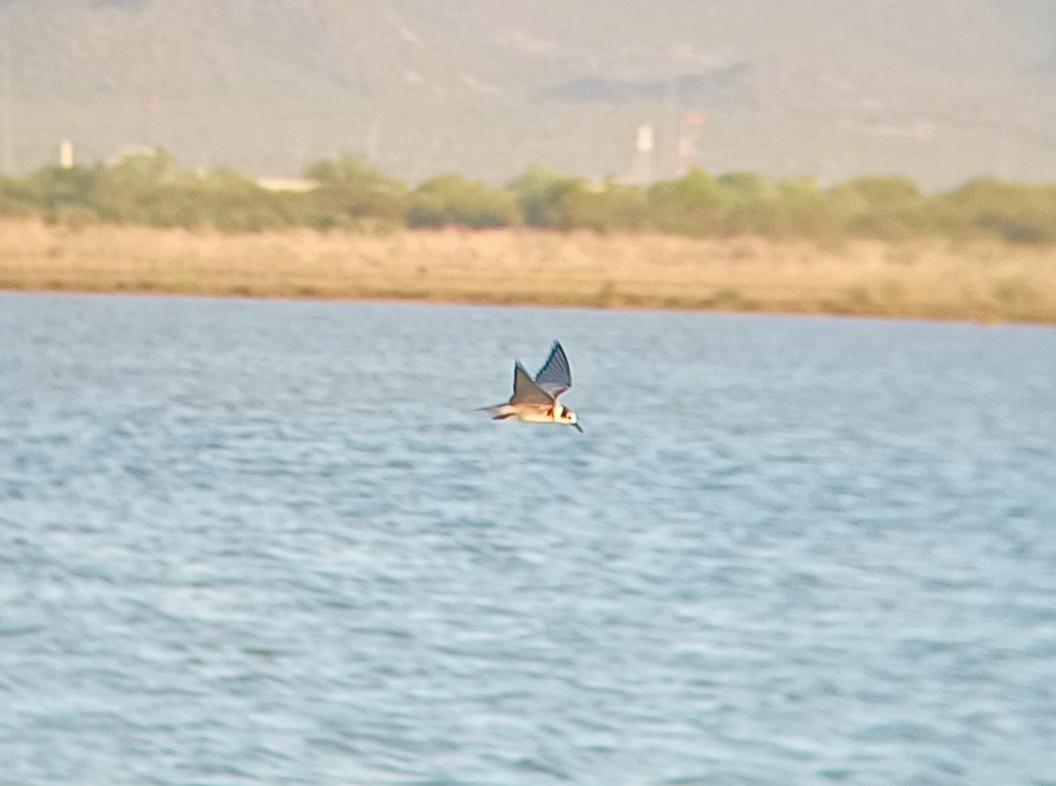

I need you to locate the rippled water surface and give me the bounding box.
[2,292,1055,786]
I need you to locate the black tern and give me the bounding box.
[483,341,583,432]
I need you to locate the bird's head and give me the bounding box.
[559,406,583,433]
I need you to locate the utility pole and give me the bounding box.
[145,96,157,148]
[677,112,703,175]
[2,21,13,174]
[663,77,678,177]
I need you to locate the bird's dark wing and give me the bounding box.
[511,362,556,405]
[534,341,572,399]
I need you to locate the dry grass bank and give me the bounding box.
[1,219,1054,323]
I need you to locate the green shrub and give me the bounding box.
[562,178,647,232]
[509,165,583,228]
[408,174,517,228]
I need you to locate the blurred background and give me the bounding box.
[1,0,1055,188]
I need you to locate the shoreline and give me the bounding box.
[1,220,1054,324]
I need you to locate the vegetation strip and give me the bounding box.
[2,152,1055,244]
[2,220,1053,325]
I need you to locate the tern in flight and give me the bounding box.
[483,341,583,432]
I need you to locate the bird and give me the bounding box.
[483,341,583,432]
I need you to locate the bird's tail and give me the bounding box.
[477,404,515,420]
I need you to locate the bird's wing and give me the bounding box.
[534,341,572,399]
[511,361,556,405]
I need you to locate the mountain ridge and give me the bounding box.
[2,0,1054,189]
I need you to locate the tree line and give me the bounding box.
[1,150,1054,243]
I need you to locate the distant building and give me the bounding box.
[630,123,655,183]
[105,146,164,166]
[59,139,74,169]
[255,176,318,193]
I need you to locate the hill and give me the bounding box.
[2,0,1054,188]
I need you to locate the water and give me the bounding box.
[1,292,1055,786]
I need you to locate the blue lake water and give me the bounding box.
[1,291,1055,786]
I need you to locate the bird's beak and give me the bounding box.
[573,422,584,433]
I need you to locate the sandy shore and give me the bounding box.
[1,219,1054,323]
